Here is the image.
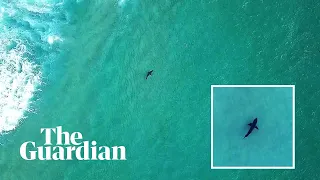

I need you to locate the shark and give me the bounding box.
[244,118,259,138]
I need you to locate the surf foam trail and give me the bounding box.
[0,1,65,134]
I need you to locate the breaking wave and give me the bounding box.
[0,0,65,134]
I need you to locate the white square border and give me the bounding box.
[210,85,295,170]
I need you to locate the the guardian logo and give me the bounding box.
[20,126,126,161]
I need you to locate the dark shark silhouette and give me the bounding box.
[146,70,153,79]
[244,118,259,138]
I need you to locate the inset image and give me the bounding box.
[211,85,295,169]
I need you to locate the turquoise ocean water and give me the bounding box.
[0,0,320,179]
[213,87,293,167]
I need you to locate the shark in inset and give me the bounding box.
[244,118,259,138]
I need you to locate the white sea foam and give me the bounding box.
[16,0,64,13]
[0,0,65,135]
[47,34,62,44]
[118,0,127,7]
[0,7,43,134]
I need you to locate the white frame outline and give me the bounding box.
[210,85,295,170]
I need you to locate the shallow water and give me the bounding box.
[1,0,320,179]
[213,87,293,167]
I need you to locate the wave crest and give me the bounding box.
[0,27,42,134]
